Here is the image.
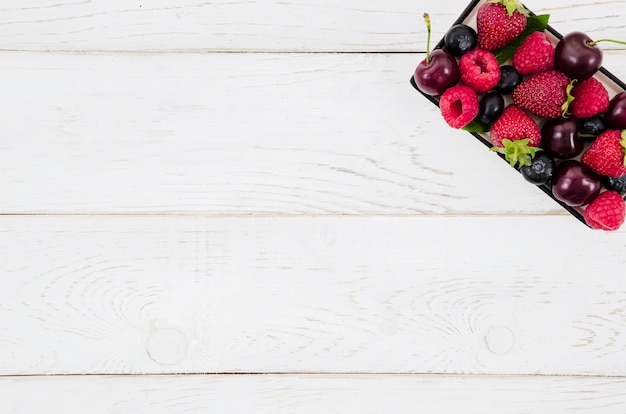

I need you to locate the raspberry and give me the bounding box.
[583,191,626,231]
[570,77,610,118]
[439,85,479,129]
[459,49,501,93]
[512,31,555,75]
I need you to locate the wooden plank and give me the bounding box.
[1,215,626,376]
[2,374,626,413]
[0,0,623,52]
[2,51,625,215]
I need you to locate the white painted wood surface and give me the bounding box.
[2,0,626,412]
[0,0,623,52]
[3,215,626,377]
[3,374,626,413]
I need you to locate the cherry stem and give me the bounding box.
[424,13,432,65]
[587,39,626,46]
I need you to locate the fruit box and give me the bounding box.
[410,0,626,228]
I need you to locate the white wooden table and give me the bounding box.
[2,0,626,412]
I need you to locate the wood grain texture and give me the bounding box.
[0,0,623,52]
[2,215,626,376]
[2,374,626,413]
[1,51,625,215]
[2,0,626,405]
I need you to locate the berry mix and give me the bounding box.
[413,0,626,231]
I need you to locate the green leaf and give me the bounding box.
[562,79,577,117]
[501,0,529,16]
[462,120,491,133]
[494,14,550,65]
[490,138,542,168]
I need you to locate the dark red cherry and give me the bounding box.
[414,14,460,96]
[551,160,602,206]
[414,49,460,96]
[554,32,602,81]
[555,32,626,81]
[605,92,626,130]
[541,117,584,158]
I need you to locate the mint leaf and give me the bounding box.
[462,120,491,133]
[494,14,550,65]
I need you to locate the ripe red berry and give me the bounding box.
[490,105,541,147]
[583,190,626,231]
[477,0,528,51]
[439,85,479,129]
[489,105,542,167]
[581,129,626,178]
[512,31,555,75]
[459,49,501,93]
[570,77,609,119]
[512,70,572,119]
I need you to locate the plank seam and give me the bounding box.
[0,212,569,217]
[2,372,625,379]
[0,49,622,55]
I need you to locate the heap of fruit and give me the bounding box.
[413,0,626,231]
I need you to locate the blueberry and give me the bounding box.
[579,115,607,141]
[476,92,504,125]
[520,153,556,185]
[443,24,478,57]
[494,65,522,95]
[603,175,626,196]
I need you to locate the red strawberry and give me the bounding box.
[583,190,626,231]
[570,77,609,118]
[477,0,528,51]
[439,85,479,129]
[512,31,555,75]
[512,70,573,119]
[459,49,501,93]
[581,130,626,178]
[490,105,542,167]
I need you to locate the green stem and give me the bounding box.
[424,13,431,65]
[588,39,626,46]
